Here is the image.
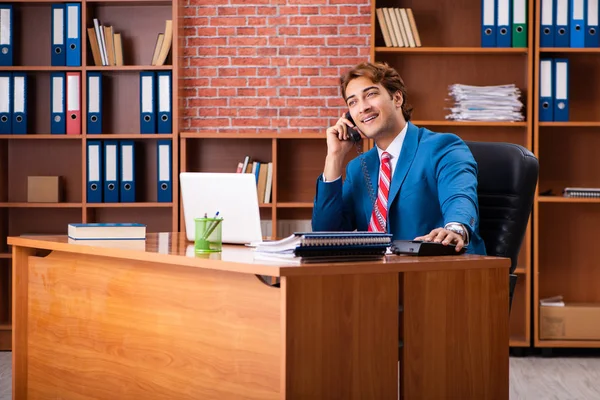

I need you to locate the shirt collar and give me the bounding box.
[375,122,408,160]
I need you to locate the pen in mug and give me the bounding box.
[201,211,221,240]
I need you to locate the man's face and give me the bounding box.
[345,76,402,140]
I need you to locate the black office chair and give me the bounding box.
[465,141,539,312]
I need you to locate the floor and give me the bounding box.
[1,351,600,399]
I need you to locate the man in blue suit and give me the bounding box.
[312,62,486,255]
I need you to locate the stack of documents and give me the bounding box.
[445,84,524,122]
[253,232,392,264]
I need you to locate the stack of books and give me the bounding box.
[445,84,524,122]
[375,8,421,48]
[253,231,393,264]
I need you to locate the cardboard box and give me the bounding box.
[540,303,600,340]
[27,176,62,203]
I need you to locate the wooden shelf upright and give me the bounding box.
[371,0,535,348]
[0,0,183,350]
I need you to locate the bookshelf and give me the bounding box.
[372,0,534,348]
[533,3,600,347]
[0,0,182,350]
[178,132,361,239]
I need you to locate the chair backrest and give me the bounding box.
[464,141,539,273]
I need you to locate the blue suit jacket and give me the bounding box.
[312,122,486,255]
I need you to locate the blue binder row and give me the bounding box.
[0,4,12,66]
[0,72,27,134]
[86,140,172,203]
[51,3,81,66]
[539,58,570,122]
[140,71,172,134]
[540,0,600,47]
[481,0,528,47]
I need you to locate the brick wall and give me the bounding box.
[181,0,372,134]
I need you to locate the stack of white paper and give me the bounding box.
[445,84,524,122]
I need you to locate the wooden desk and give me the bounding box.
[9,233,510,400]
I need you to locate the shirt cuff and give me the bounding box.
[322,174,342,183]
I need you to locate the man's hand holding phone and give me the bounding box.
[323,114,360,181]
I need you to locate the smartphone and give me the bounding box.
[344,112,362,143]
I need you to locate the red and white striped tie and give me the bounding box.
[368,151,391,232]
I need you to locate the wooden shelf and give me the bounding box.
[539,48,600,53]
[277,202,313,208]
[0,253,11,259]
[180,132,326,140]
[514,267,526,274]
[86,134,174,139]
[375,47,528,55]
[0,135,82,140]
[509,335,528,347]
[538,121,600,127]
[413,120,527,127]
[0,324,10,331]
[538,197,600,204]
[0,66,83,71]
[0,203,83,208]
[86,203,173,208]
[86,65,173,71]
[536,339,600,348]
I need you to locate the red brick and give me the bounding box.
[218,47,237,56]
[190,118,231,128]
[289,16,308,24]
[287,98,326,107]
[218,88,237,97]
[238,48,257,56]
[279,47,299,56]
[320,47,338,56]
[232,56,270,65]
[258,68,278,76]
[231,0,269,4]
[237,6,258,15]
[300,6,319,14]
[310,16,345,25]
[279,27,299,35]
[197,47,218,56]
[189,57,229,67]
[299,107,319,116]
[199,38,228,46]
[257,27,277,35]
[218,68,238,77]
[196,8,217,16]
[231,98,268,107]
[320,6,338,14]
[340,47,358,56]
[219,108,238,117]
[269,37,286,46]
[257,88,277,96]
[212,78,247,87]
[230,37,268,46]
[300,88,320,96]
[232,118,268,126]
[290,77,309,86]
[211,17,246,26]
[238,68,258,76]
[318,26,338,35]
[257,47,277,56]
[196,27,218,36]
[187,17,209,26]
[340,26,360,35]
[300,26,320,35]
[247,17,267,25]
[289,57,322,66]
[327,36,368,46]
[300,68,320,76]
[239,108,258,117]
[279,6,299,15]
[237,27,256,35]
[238,88,257,96]
[217,6,237,16]
[257,108,278,117]
[269,98,286,107]
[272,58,287,66]
[286,37,325,46]
[280,88,299,96]
[198,108,219,117]
[257,6,277,15]
[268,78,288,86]
[280,108,299,117]
[248,78,268,86]
[299,47,319,56]
[320,87,340,97]
[218,27,236,36]
[340,6,359,14]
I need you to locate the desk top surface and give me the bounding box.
[8,232,509,277]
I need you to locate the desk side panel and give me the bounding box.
[282,272,398,399]
[402,265,509,400]
[25,251,281,400]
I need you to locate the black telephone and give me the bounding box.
[344,112,362,143]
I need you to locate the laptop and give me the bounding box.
[179,172,263,244]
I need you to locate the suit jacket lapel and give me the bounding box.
[387,122,419,207]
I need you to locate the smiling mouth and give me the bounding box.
[362,114,377,124]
